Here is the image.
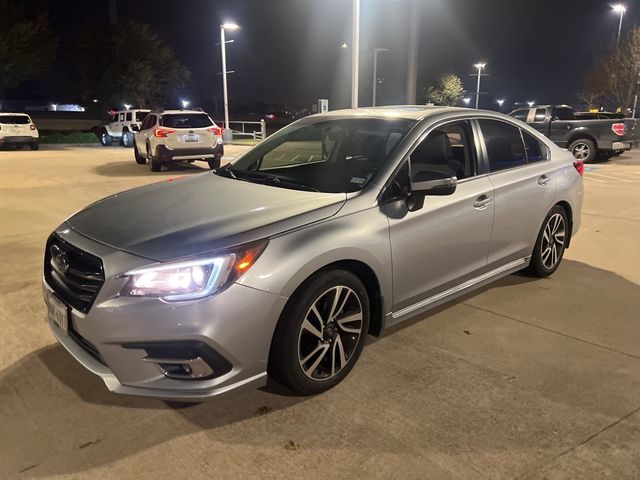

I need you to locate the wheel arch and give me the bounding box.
[554,200,573,248]
[568,134,597,149]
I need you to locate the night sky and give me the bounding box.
[19,0,639,111]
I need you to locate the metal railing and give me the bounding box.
[215,119,267,141]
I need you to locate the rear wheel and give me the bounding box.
[269,269,370,395]
[569,138,596,163]
[147,144,161,172]
[525,206,568,277]
[133,140,146,164]
[100,131,113,146]
[207,157,221,170]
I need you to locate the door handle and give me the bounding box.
[538,175,551,186]
[473,195,493,209]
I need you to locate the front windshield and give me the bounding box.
[228,118,415,193]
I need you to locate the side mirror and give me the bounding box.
[406,170,457,212]
[131,124,140,132]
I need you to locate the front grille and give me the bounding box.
[44,234,105,313]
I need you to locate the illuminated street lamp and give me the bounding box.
[351,0,361,108]
[462,98,471,106]
[527,101,535,107]
[181,99,190,109]
[612,4,627,46]
[497,99,505,108]
[220,22,239,131]
[473,63,486,109]
[124,104,131,110]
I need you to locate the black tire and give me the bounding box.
[207,157,221,170]
[269,269,370,395]
[121,130,133,148]
[30,142,39,151]
[568,138,596,163]
[133,141,146,164]
[147,144,161,172]
[100,131,113,146]
[524,205,569,278]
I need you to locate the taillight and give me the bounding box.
[30,124,36,131]
[612,123,625,136]
[573,160,584,176]
[207,126,222,136]
[153,128,175,138]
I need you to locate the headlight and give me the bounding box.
[120,240,267,301]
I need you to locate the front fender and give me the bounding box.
[237,207,392,316]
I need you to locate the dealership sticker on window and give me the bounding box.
[350,176,366,185]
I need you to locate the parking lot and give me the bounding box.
[1,145,639,479]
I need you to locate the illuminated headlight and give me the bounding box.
[120,240,267,301]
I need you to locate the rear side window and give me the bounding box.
[141,115,156,130]
[119,113,125,121]
[533,108,547,122]
[522,131,550,163]
[511,109,529,122]
[161,114,213,129]
[136,111,149,122]
[126,112,132,121]
[553,108,575,120]
[0,115,30,124]
[478,119,527,172]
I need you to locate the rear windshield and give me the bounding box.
[161,113,212,129]
[136,111,149,122]
[0,115,31,124]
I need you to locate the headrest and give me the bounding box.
[413,131,452,165]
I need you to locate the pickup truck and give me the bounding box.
[509,105,633,162]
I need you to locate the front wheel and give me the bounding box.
[269,269,370,395]
[525,206,568,277]
[100,131,113,146]
[122,131,133,148]
[569,138,596,163]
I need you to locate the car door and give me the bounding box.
[477,118,556,268]
[383,119,495,319]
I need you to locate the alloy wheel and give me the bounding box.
[571,143,590,160]
[541,213,566,270]
[297,286,363,381]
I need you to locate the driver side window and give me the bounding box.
[410,121,476,181]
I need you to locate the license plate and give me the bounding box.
[184,133,199,143]
[46,291,69,335]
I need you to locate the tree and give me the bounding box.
[422,74,464,106]
[0,0,57,91]
[583,27,640,111]
[75,21,190,108]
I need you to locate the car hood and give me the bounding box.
[67,172,347,261]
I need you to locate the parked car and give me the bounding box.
[99,109,150,147]
[133,109,224,172]
[509,104,632,162]
[0,113,39,150]
[43,106,583,399]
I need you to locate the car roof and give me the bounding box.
[151,110,210,115]
[314,105,476,121]
[0,112,30,116]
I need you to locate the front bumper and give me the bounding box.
[43,227,287,400]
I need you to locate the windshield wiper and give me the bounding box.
[231,170,320,192]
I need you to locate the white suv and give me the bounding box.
[0,113,39,150]
[99,109,150,147]
[133,110,224,171]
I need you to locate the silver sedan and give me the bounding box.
[42,106,583,399]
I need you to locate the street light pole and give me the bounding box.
[220,23,239,131]
[613,4,627,46]
[473,63,486,109]
[351,0,360,108]
[372,48,389,107]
